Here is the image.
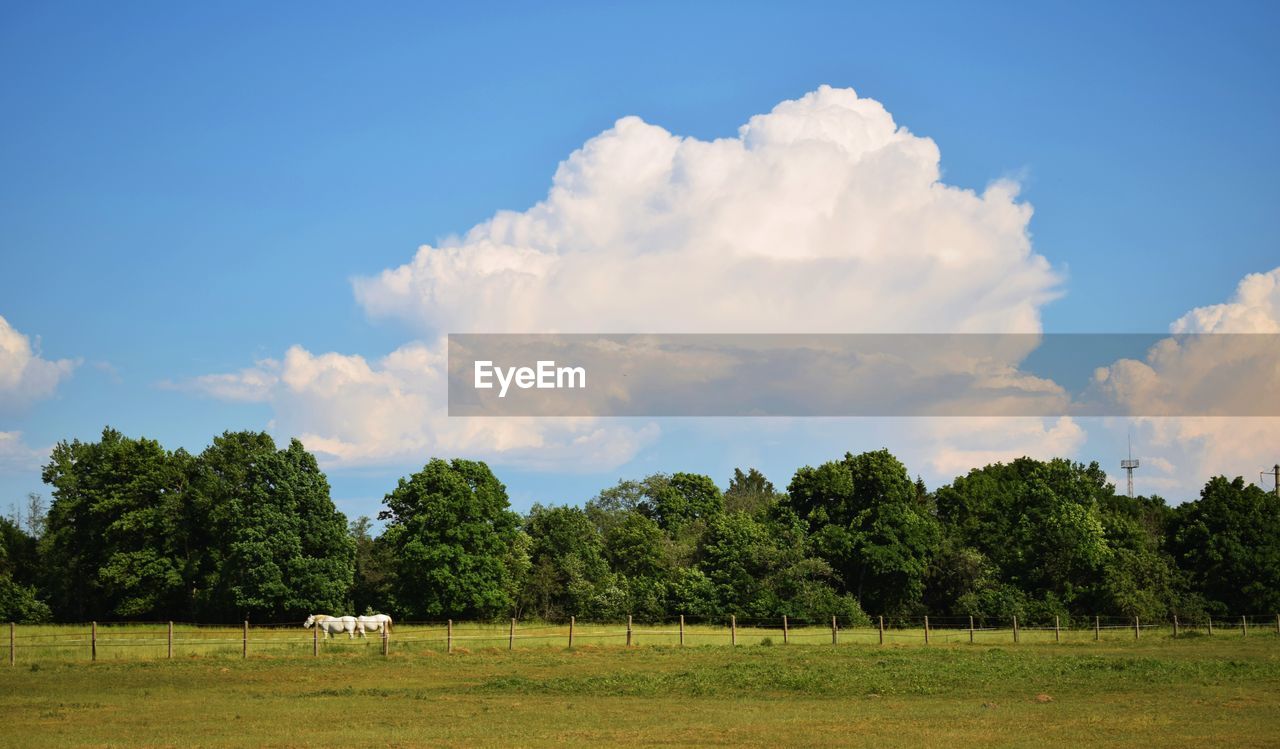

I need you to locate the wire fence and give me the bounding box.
[7,613,1280,664]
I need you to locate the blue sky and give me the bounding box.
[2,2,1279,518]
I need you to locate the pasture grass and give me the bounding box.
[4,619,1202,661]
[2,626,1278,747]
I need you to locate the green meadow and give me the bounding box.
[2,625,1279,747]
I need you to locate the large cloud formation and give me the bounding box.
[190,86,1075,472]
[355,86,1058,335]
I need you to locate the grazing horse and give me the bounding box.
[357,614,394,637]
[303,614,363,639]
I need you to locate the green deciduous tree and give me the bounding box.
[0,517,50,622]
[724,468,783,516]
[188,433,354,621]
[643,472,724,532]
[522,504,609,619]
[39,427,353,623]
[787,450,938,616]
[934,457,1118,620]
[350,516,393,615]
[380,458,523,620]
[40,428,188,620]
[1167,476,1280,616]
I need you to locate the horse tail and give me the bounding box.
[386,616,393,633]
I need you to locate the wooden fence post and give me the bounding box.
[242,621,248,659]
[730,615,737,646]
[1013,616,1019,643]
[168,621,173,659]
[9,622,14,666]
[1173,615,1179,638]
[1207,615,1213,635]
[831,615,838,646]
[569,616,575,649]
[91,621,97,662]
[1241,615,1247,637]
[1054,616,1060,643]
[447,619,453,653]
[1094,615,1100,641]
[626,615,632,647]
[923,616,929,645]
[878,615,884,645]
[1275,613,1279,636]
[969,615,974,644]
[381,624,388,657]
[509,618,515,650]
[679,615,684,647]
[313,621,318,656]
[1134,616,1140,640]
[782,615,789,645]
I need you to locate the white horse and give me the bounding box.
[303,614,363,639]
[357,614,394,637]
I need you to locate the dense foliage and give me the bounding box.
[34,428,353,622]
[5,426,1279,624]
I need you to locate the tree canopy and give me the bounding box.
[379,458,524,620]
[37,428,352,622]
[7,427,1277,625]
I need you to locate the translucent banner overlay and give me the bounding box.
[447,334,1280,417]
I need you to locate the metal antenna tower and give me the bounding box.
[1120,434,1140,498]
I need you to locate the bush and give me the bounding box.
[0,576,52,623]
[791,583,870,627]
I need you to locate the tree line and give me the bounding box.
[2,427,1278,625]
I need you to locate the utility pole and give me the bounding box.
[1262,464,1280,498]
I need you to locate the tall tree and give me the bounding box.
[188,432,354,622]
[643,472,724,532]
[40,428,188,620]
[1167,476,1280,616]
[379,458,523,619]
[1089,492,1184,620]
[724,468,782,516]
[41,428,353,622]
[934,457,1114,619]
[522,504,609,620]
[786,449,938,616]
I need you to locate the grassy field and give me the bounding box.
[5,617,1235,660]
[2,627,1279,747]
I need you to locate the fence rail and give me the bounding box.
[7,613,1280,665]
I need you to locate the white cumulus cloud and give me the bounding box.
[192,86,1070,472]
[354,85,1059,335]
[185,341,658,471]
[1171,268,1280,334]
[0,315,77,412]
